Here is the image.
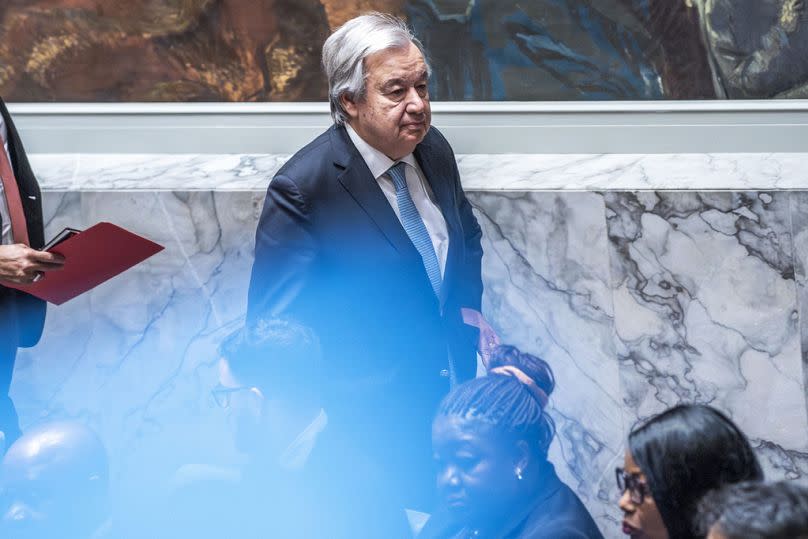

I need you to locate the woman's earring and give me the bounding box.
[515,467,523,481]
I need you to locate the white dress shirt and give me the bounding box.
[345,124,450,277]
[0,115,14,245]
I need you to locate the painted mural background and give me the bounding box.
[1,1,807,100]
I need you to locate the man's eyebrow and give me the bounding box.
[380,70,429,91]
[380,78,407,91]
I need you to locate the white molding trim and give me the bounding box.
[9,100,808,154]
[10,100,808,114]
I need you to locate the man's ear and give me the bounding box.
[341,93,359,120]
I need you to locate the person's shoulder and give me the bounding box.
[518,511,603,539]
[275,126,338,185]
[421,126,453,153]
[519,483,604,539]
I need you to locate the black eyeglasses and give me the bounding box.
[615,467,648,505]
[210,384,258,408]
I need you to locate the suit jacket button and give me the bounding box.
[439,369,449,378]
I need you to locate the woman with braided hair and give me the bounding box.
[420,345,603,539]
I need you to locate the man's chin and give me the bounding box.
[402,123,428,136]
[396,126,428,151]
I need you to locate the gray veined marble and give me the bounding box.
[28,154,292,191]
[14,191,263,511]
[791,192,808,447]
[606,191,808,482]
[27,152,808,191]
[468,191,624,530]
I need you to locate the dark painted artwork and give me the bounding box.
[1,0,807,101]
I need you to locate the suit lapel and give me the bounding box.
[332,125,463,305]
[413,140,457,230]
[332,128,421,261]
[0,98,44,249]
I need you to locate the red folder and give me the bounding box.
[7,222,164,305]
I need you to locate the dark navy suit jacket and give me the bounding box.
[0,97,46,351]
[247,124,483,504]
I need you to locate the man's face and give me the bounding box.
[342,42,431,160]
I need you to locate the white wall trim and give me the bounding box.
[10,100,808,114]
[10,100,808,154]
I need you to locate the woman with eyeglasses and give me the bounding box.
[420,345,603,539]
[617,404,764,539]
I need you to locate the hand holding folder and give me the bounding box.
[5,222,164,305]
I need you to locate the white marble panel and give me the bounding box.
[468,191,623,536]
[606,191,808,483]
[790,192,808,444]
[27,152,808,192]
[14,191,264,514]
[459,154,808,191]
[29,154,289,191]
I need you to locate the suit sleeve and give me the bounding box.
[0,98,47,348]
[247,175,316,325]
[452,154,484,313]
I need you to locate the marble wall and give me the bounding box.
[13,153,808,538]
[474,189,808,535]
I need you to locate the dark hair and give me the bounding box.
[628,404,764,539]
[436,345,555,456]
[695,480,808,539]
[218,318,321,394]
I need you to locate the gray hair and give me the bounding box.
[322,12,431,125]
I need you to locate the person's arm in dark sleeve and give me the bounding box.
[456,181,502,368]
[247,175,316,325]
[450,154,502,369]
[456,181,483,313]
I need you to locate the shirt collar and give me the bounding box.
[277,408,328,471]
[344,123,418,179]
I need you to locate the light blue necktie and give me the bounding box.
[387,162,442,298]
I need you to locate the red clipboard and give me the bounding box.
[7,222,164,305]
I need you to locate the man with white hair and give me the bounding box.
[248,12,495,516]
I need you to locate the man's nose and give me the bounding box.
[405,87,426,115]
